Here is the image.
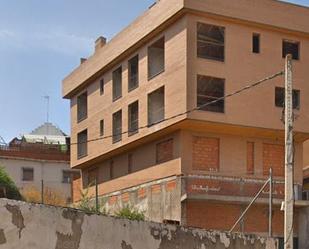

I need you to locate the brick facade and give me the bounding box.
[186,201,241,231]
[263,144,284,177]
[72,174,82,203]
[192,137,219,171]
[151,184,161,194]
[156,139,174,164]
[186,200,285,236]
[186,177,284,199]
[247,142,254,174]
[166,180,177,192]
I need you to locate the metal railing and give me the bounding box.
[229,168,273,237]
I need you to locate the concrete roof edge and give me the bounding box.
[62,0,309,99]
[62,0,185,99]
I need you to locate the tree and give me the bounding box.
[0,166,22,200]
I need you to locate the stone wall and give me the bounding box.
[0,198,278,249]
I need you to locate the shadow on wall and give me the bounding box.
[0,198,278,249]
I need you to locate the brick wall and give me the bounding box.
[72,174,82,202]
[245,205,284,235]
[247,142,254,174]
[186,200,286,236]
[263,144,284,177]
[0,149,70,162]
[156,139,174,164]
[0,198,278,249]
[186,201,241,231]
[192,137,219,171]
[186,177,284,199]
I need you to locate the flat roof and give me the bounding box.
[62,0,309,99]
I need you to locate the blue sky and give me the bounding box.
[0,0,308,143]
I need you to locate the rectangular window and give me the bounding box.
[197,75,225,113]
[128,55,139,91]
[156,139,174,164]
[77,92,87,122]
[197,22,225,61]
[282,40,299,60]
[112,110,122,143]
[100,79,104,95]
[275,87,300,109]
[263,144,284,177]
[148,37,165,79]
[128,153,133,174]
[112,67,122,101]
[100,119,104,137]
[128,101,139,136]
[192,137,220,171]
[110,160,114,179]
[247,142,255,174]
[148,87,164,125]
[22,168,34,181]
[62,170,75,184]
[252,33,260,53]
[77,129,88,158]
[87,168,97,186]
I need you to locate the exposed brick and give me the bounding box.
[156,139,173,164]
[186,201,241,231]
[244,205,284,235]
[166,180,177,192]
[72,175,82,202]
[0,149,70,162]
[137,188,146,199]
[186,178,284,199]
[151,184,161,194]
[186,201,286,236]
[263,144,284,177]
[121,192,130,203]
[192,137,219,171]
[109,195,118,205]
[247,142,254,174]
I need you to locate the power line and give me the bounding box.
[71,70,284,146]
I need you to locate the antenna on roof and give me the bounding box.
[43,95,50,123]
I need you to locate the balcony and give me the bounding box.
[82,158,181,200]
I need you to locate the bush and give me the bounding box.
[0,166,22,200]
[75,187,107,215]
[115,205,145,221]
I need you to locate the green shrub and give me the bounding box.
[76,187,107,215]
[115,205,145,221]
[0,166,22,200]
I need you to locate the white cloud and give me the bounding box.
[0,28,94,56]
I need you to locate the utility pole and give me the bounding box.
[284,54,294,249]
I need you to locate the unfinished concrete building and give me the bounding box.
[62,0,309,244]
